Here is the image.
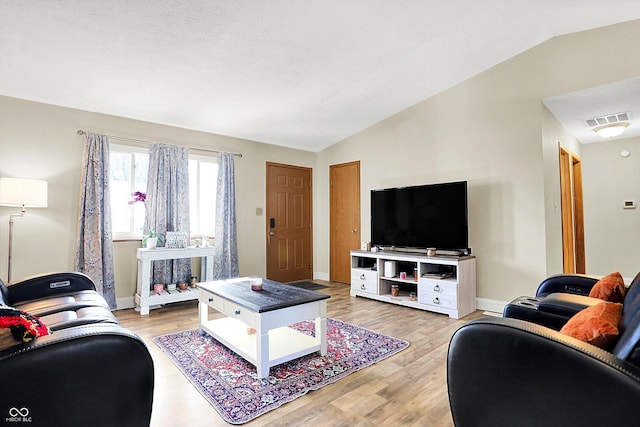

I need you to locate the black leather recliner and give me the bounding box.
[502,274,607,330]
[1,272,119,330]
[1,272,154,427]
[447,272,640,427]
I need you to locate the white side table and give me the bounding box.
[135,246,214,315]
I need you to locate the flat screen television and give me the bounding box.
[370,181,469,253]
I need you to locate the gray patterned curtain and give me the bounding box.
[75,132,116,309]
[213,152,239,279]
[145,143,191,285]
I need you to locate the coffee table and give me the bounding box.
[197,277,330,378]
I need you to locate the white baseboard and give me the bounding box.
[115,296,135,311]
[314,272,329,281]
[476,298,507,315]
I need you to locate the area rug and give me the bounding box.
[153,318,409,424]
[286,280,330,291]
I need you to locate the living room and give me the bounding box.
[1,3,639,426]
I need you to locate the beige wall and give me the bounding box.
[0,96,314,307]
[1,20,639,310]
[582,136,640,279]
[316,20,640,305]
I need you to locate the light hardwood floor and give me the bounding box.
[115,281,484,427]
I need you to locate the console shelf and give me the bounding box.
[350,250,476,319]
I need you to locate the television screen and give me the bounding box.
[371,181,468,251]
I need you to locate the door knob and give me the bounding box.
[352,228,358,234]
[269,231,275,236]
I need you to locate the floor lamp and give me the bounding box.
[0,178,48,283]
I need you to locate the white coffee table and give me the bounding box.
[197,277,329,378]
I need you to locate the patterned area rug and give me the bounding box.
[154,318,409,424]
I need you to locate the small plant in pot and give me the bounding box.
[142,230,163,249]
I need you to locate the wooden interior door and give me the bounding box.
[559,145,585,274]
[265,162,313,283]
[330,161,360,284]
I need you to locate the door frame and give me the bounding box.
[559,144,585,274]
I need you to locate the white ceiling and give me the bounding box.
[544,77,640,144]
[1,1,640,152]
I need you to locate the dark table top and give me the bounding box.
[197,278,330,313]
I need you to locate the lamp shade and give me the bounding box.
[0,178,48,207]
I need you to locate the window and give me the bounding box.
[109,144,217,240]
[189,155,218,237]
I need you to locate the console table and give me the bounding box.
[135,246,214,315]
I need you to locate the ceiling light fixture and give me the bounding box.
[593,122,629,138]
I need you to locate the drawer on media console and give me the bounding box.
[351,269,377,294]
[418,291,457,309]
[418,278,458,297]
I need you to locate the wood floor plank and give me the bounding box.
[115,281,483,426]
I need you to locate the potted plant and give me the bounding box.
[142,230,163,249]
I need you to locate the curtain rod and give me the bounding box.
[76,129,242,158]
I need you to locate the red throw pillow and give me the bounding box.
[0,306,50,343]
[588,271,626,303]
[560,301,623,348]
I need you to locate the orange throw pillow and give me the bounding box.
[560,301,623,348]
[588,271,626,303]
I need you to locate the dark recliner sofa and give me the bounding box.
[447,272,640,427]
[1,272,154,427]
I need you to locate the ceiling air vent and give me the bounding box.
[585,112,630,128]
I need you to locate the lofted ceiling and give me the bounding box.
[1,1,640,152]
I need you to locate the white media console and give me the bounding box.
[350,250,476,319]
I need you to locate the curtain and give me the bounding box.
[145,143,191,284]
[213,152,239,279]
[75,132,116,309]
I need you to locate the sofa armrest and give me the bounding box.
[0,323,154,427]
[447,317,640,427]
[535,274,599,297]
[6,272,97,305]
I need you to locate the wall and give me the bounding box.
[582,136,640,279]
[316,20,640,307]
[0,96,315,307]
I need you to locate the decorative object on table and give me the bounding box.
[399,271,407,280]
[0,177,48,283]
[153,283,164,294]
[154,318,409,425]
[250,277,263,291]
[166,283,177,292]
[178,282,188,290]
[427,247,436,256]
[414,268,419,281]
[409,292,417,301]
[165,231,188,248]
[189,275,198,287]
[142,230,163,249]
[201,235,210,247]
[128,191,146,205]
